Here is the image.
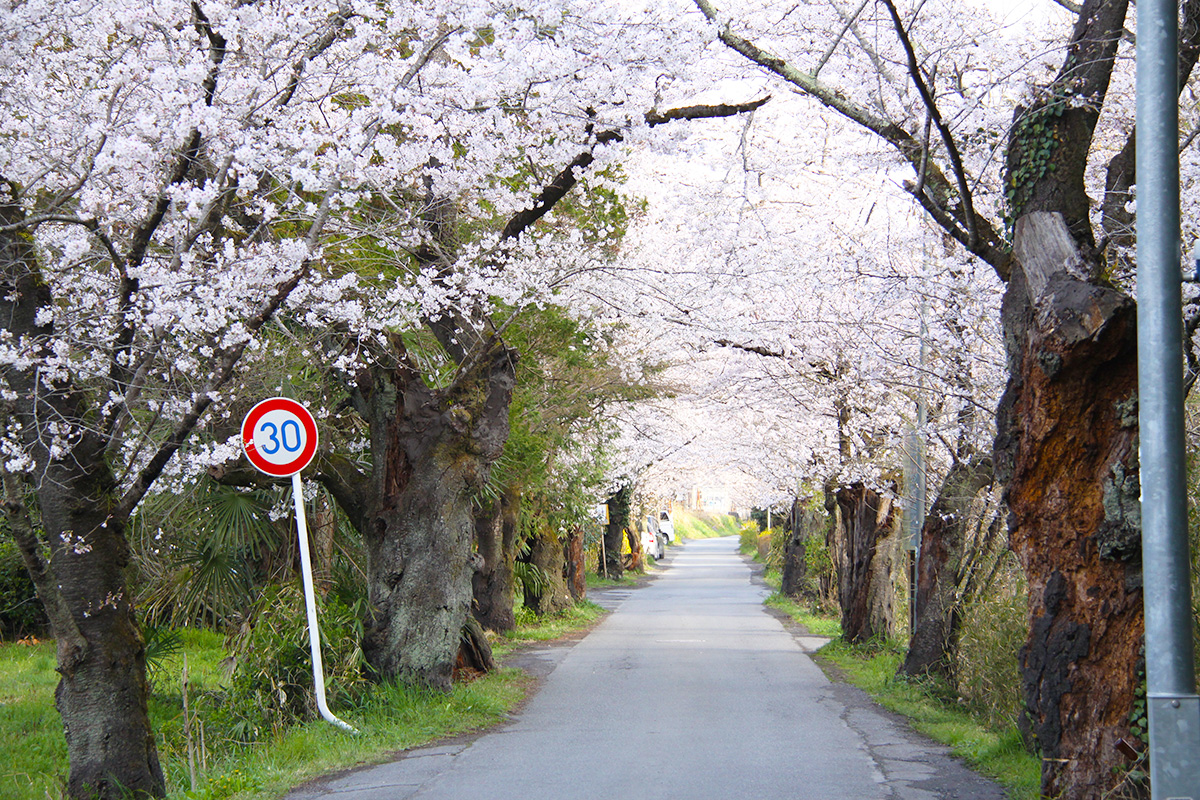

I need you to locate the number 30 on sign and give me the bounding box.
[241,397,319,477]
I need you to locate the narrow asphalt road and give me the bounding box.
[288,536,1007,800]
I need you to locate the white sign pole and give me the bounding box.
[291,472,357,734]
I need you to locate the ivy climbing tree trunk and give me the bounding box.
[996,1,1149,794]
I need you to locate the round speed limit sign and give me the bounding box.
[241,397,318,477]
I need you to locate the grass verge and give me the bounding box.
[673,510,741,539]
[764,592,843,638]
[815,639,1041,800]
[1,601,606,800]
[761,593,1038,798]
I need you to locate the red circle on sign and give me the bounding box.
[241,397,319,477]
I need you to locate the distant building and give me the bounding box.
[690,486,732,514]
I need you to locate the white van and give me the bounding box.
[641,520,664,560]
[658,511,675,544]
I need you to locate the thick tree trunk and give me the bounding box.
[564,525,586,601]
[836,484,898,645]
[779,499,808,598]
[472,489,519,632]
[602,485,631,580]
[997,243,1143,798]
[997,0,1146,791]
[624,525,644,573]
[899,455,995,681]
[356,335,516,690]
[521,524,572,616]
[781,499,827,600]
[1,206,164,799]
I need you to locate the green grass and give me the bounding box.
[491,601,605,659]
[764,592,843,638]
[585,572,638,590]
[815,639,1041,800]
[0,599,606,800]
[673,510,741,539]
[0,639,65,799]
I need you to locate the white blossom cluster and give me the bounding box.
[0,0,723,493]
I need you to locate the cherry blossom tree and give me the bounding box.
[0,0,750,793]
[678,0,1200,792]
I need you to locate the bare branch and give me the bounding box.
[501,96,771,243]
[276,3,353,109]
[693,0,1009,278]
[814,0,870,79]
[399,26,461,89]
[714,338,785,359]
[880,0,979,248]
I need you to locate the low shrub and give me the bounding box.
[738,521,759,554]
[0,539,46,640]
[220,582,367,741]
[956,553,1028,731]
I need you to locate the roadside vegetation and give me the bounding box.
[741,518,1042,800]
[814,639,1041,800]
[0,602,602,800]
[672,510,741,539]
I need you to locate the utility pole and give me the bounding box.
[906,268,929,635]
[1137,0,1200,794]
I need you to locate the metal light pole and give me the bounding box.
[905,288,928,635]
[1137,0,1200,793]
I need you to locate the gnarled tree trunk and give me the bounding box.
[996,0,1147,790]
[836,484,897,645]
[521,523,572,616]
[355,335,516,690]
[564,524,586,601]
[602,484,631,580]
[899,455,996,681]
[779,498,808,598]
[472,489,519,632]
[781,499,827,600]
[997,239,1143,796]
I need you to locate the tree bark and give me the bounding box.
[0,200,164,799]
[780,499,808,598]
[602,485,631,580]
[898,455,995,681]
[472,489,519,632]
[996,243,1143,797]
[521,523,572,616]
[836,484,898,645]
[624,525,644,573]
[996,1,1145,792]
[455,614,497,678]
[354,334,516,690]
[564,525,586,601]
